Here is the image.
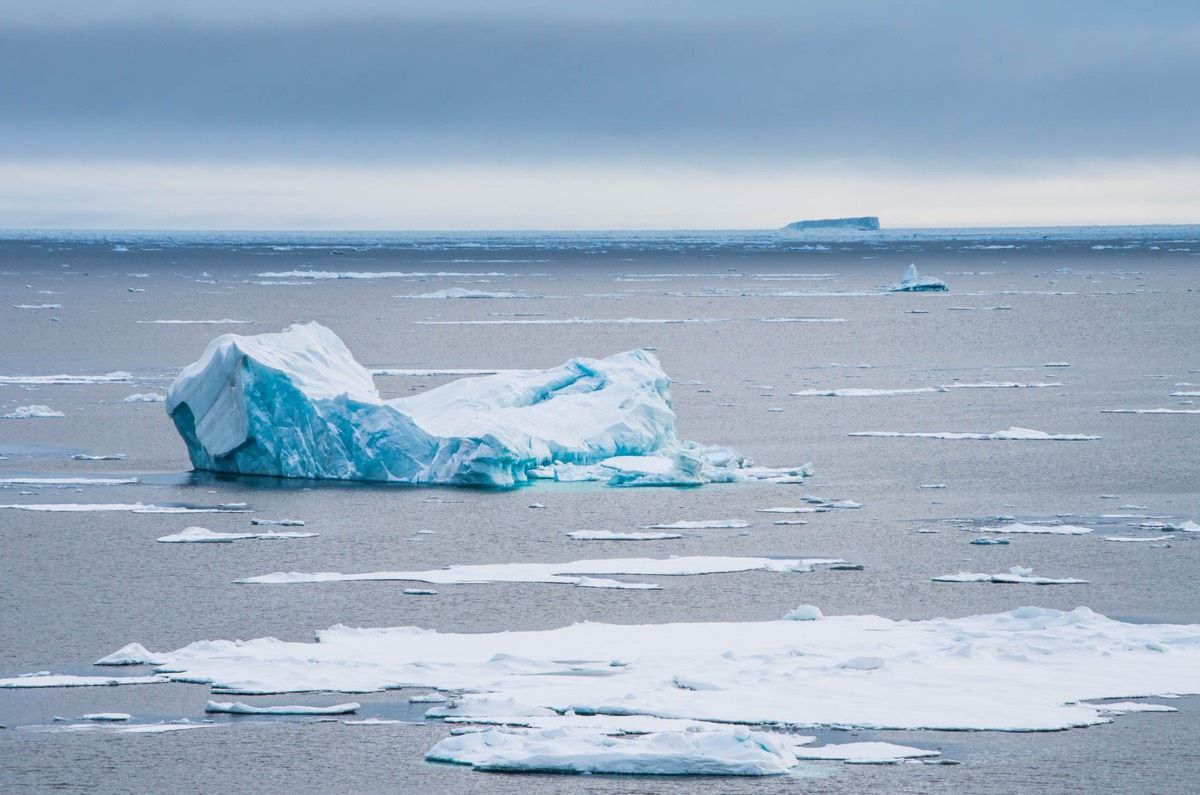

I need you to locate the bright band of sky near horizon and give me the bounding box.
[3,1,1199,230]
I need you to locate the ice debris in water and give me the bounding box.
[92,607,1200,733]
[850,427,1100,441]
[204,701,359,716]
[81,713,131,722]
[933,566,1087,585]
[156,526,315,543]
[123,393,165,403]
[0,372,131,385]
[643,520,750,530]
[165,322,795,488]
[567,530,683,541]
[889,264,948,292]
[783,605,823,621]
[250,518,305,526]
[0,502,250,514]
[399,288,531,299]
[3,405,65,419]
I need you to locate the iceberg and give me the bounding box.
[204,700,359,716]
[889,264,948,292]
[166,322,781,488]
[781,216,880,232]
[3,405,64,419]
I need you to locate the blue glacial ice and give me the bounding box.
[166,322,801,487]
[889,264,948,292]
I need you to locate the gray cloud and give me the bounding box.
[2,1,1199,165]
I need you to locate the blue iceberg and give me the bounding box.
[889,264,948,292]
[166,323,803,487]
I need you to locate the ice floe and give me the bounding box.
[166,322,785,488]
[250,518,305,526]
[156,526,315,543]
[205,700,359,715]
[0,673,167,688]
[3,405,64,419]
[0,372,131,385]
[1103,536,1174,543]
[71,453,126,460]
[90,607,1200,733]
[14,303,63,309]
[783,605,823,621]
[256,270,508,280]
[1102,408,1200,414]
[850,427,1099,441]
[790,382,1061,397]
[123,392,165,403]
[792,741,938,762]
[80,713,132,721]
[643,520,750,529]
[0,477,137,486]
[1090,702,1177,714]
[414,317,729,326]
[0,502,251,513]
[426,726,800,775]
[968,523,1093,535]
[400,288,531,299]
[22,720,214,734]
[933,567,1087,585]
[567,531,683,541]
[889,264,948,292]
[239,556,849,590]
[756,507,825,514]
[137,319,254,325]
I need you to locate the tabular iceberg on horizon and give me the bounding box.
[165,322,790,488]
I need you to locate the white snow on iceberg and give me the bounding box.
[166,322,781,487]
[889,264,948,292]
[94,607,1200,732]
[238,556,849,590]
[849,427,1099,441]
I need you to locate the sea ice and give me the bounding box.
[889,264,948,292]
[567,531,683,541]
[790,382,1060,397]
[850,427,1099,441]
[239,556,849,590]
[204,700,359,715]
[123,393,166,403]
[426,726,799,775]
[756,507,824,514]
[0,372,131,385]
[400,288,530,299]
[933,567,1087,585]
[0,502,250,513]
[969,523,1093,535]
[791,741,938,762]
[783,605,823,621]
[3,405,64,419]
[138,319,254,325]
[250,518,305,526]
[93,607,1200,732]
[81,713,131,721]
[0,673,167,688]
[166,323,778,487]
[643,520,750,529]
[156,526,315,543]
[1101,408,1200,414]
[0,477,137,486]
[1103,536,1174,543]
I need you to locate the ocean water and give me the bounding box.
[1,230,1198,792]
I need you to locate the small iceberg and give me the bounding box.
[204,701,359,716]
[123,393,165,403]
[3,405,64,419]
[889,264,948,292]
[166,323,784,488]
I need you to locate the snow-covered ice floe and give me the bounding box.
[205,700,359,715]
[850,427,1099,441]
[0,372,131,385]
[399,288,532,299]
[21,720,215,735]
[166,323,798,488]
[1101,408,1200,414]
[791,382,1061,397]
[123,392,165,403]
[643,520,750,529]
[156,526,315,543]
[238,556,850,590]
[968,523,1093,535]
[567,531,683,541]
[0,673,167,688]
[0,502,250,513]
[89,607,1200,736]
[933,566,1088,585]
[889,264,948,292]
[3,405,64,419]
[0,477,137,486]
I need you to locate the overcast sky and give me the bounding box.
[3,1,1198,229]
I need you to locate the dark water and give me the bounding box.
[1,231,1198,792]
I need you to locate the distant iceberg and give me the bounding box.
[889,264,948,292]
[166,322,795,488]
[781,216,880,232]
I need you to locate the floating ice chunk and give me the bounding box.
[969,523,1093,535]
[71,453,126,460]
[568,531,683,541]
[970,538,1010,545]
[792,741,938,762]
[404,588,438,595]
[773,519,808,525]
[95,642,164,666]
[1178,521,1200,533]
[250,518,305,526]
[1103,536,1174,543]
[0,372,131,385]
[123,393,165,403]
[414,318,731,326]
[1170,391,1200,397]
[783,605,823,621]
[0,502,250,513]
[790,382,1060,397]
[803,496,861,509]
[156,526,315,543]
[426,726,800,776]
[410,693,448,703]
[166,323,772,488]
[399,288,531,299]
[756,507,824,514]
[81,713,131,722]
[0,673,167,688]
[850,427,1099,441]
[24,720,214,734]
[933,567,1087,585]
[1091,702,1177,714]
[0,477,137,486]
[95,607,1200,732]
[1102,408,1200,414]
[643,520,750,529]
[1044,363,1072,368]
[889,264,948,292]
[239,556,850,589]
[256,270,508,280]
[920,484,947,489]
[204,700,359,715]
[14,303,63,309]
[3,405,64,419]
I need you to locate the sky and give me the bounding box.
[2,0,1198,229]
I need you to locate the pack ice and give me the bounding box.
[166,323,789,487]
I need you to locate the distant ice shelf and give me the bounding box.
[165,322,799,488]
